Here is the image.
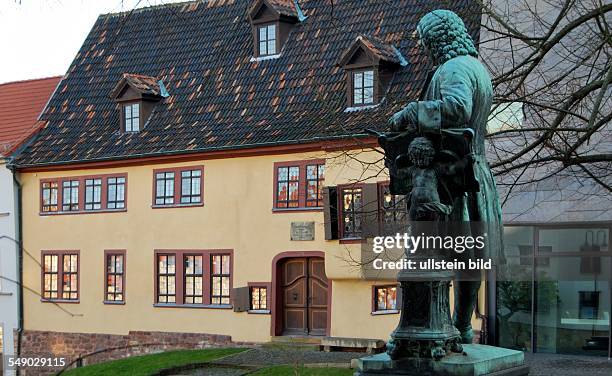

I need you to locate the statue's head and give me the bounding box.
[408,137,435,167]
[416,9,478,65]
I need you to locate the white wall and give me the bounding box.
[0,159,18,376]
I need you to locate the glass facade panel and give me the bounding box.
[497,226,534,351]
[498,225,611,357]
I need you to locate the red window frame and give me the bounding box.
[378,181,407,232]
[39,173,128,215]
[41,250,80,303]
[372,284,399,313]
[337,183,365,239]
[104,250,126,304]
[153,249,233,307]
[273,159,325,211]
[247,282,271,312]
[152,166,204,208]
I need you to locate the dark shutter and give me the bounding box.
[323,186,338,240]
[361,183,380,238]
[395,284,403,310]
[232,286,250,312]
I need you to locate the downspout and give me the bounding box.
[8,162,24,372]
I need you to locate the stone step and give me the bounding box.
[270,336,323,345]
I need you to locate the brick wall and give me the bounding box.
[16,329,242,375]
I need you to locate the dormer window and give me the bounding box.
[124,103,140,132]
[338,35,407,109]
[110,73,168,133]
[353,70,375,106]
[258,24,277,56]
[248,0,306,60]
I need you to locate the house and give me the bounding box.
[9,0,485,369]
[0,76,62,376]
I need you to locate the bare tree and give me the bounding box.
[480,0,611,201]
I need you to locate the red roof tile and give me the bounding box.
[0,76,62,156]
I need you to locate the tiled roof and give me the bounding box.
[13,0,480,168]
[0,76,62,157]
[110,73,161,98]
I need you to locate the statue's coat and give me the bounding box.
[396,55,504,261]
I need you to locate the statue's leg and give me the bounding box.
[453,279,480,344]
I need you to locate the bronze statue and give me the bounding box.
[377,8,504,359]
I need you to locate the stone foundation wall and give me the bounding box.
[16,329,243,375]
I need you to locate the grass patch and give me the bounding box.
[63,348,246,376]
[252,365,353,376]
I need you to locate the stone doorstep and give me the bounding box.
[303,362,352,368]
[355,344,528,376]
[322,337,386,353]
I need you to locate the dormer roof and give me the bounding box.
[110,73,162,100]
[338,35,407,68]
[248,0,302,21]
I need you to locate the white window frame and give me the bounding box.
[124,103,141,132]
[258,24,277,56]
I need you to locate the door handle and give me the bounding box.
[292,292,298,301]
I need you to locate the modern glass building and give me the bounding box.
[493,174,611,357]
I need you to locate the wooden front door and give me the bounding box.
[281,257,328,335]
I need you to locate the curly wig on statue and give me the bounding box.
[416,9,478,65]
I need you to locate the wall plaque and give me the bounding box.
[291,221,315,241]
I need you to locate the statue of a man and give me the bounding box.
[388,9,504,344]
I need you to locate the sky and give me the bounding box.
[0,0,186,84]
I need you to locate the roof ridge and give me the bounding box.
[0,75,63,87]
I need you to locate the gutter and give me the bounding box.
[9,133,375,170]
[8,161,24,374]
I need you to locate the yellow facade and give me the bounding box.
[20,148,481,343]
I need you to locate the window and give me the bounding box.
[157,254,176,303]
[341,187,363,238]
[40,174,127,214]
[258,24,276,56]
[84,178,102,210]
[107,177,126,209]
[353,70,374,106]
[184,255,203,304]
[379,184,406,234]
[276,166,300,208]
[124,103,140,132]
[105,251,125,303]
[62,180,79,211]
[42,254,59,299]
[155,172,175,205]
[211,254,231,305]
[154,250,232,307]
[181,170,202,204]
[42,251,78,301]
[250,286,267,310]
[41,181,58,212]
[306,164,325,207]
[273,160,325,210]
[153,167,204,207]
[374,285,397,312]
[579,291,601,319]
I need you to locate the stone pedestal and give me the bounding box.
[354,344,529,375]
